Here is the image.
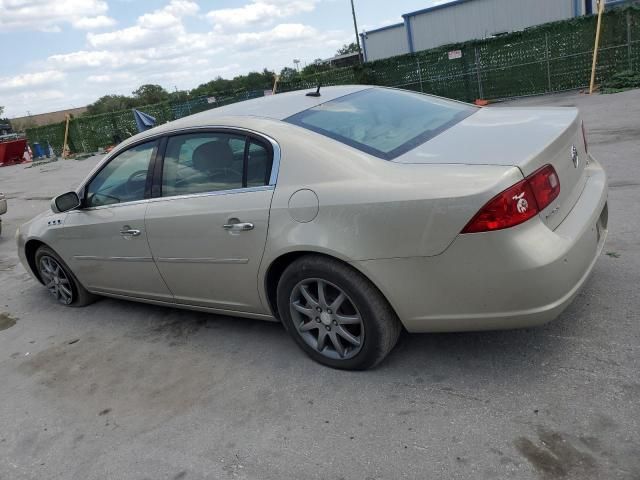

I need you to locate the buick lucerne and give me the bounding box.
[17,86,608,369]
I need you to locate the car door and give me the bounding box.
[144,130,276,314]
[59,139,173,301]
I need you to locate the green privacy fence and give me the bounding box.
[26,7,639,156]
[26,90,266,156]
[279,6,640,101]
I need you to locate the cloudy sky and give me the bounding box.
[1,0,448,118]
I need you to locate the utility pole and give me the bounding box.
[589,0,606,94]
[350,0,363,64]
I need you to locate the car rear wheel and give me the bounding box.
[35,246,96,307]
[276,255,401,370]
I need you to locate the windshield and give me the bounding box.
[285,88,476,160]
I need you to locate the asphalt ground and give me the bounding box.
[0,89,638,480]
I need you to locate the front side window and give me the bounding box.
[285,88,477,160]
[85,140,157,207]
[161,133,272,197]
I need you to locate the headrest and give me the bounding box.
[192,140,234,173]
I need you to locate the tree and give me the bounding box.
[169,89,191,101]
[301,59,331,76]
[85,95,135,115]
[82,67,277,116]
[132,84,170,105]
[239,69,275,91]
[190,76,232,97]
[190,69,275,97]
[336,42,360,55]
[0,105,9,131]
[279,67,300,82]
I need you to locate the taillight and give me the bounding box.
[528,164,560,209]
[462,165,560,234]
[581,120,589,153]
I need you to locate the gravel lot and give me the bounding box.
[0,89,638,480]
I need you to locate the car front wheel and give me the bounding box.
[35,246,96,307]
[276,255,402,370]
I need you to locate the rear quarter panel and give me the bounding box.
[258,121,524,263]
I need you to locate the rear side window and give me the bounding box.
[247,141,272,187]
[161,133,272,197]
[285,88,476,160]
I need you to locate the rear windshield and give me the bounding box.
[285,88,476,160]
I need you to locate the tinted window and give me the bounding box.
[286,88,476,160]
[161,133,271,197]
[86,140,156,207]
[247,141,272,187]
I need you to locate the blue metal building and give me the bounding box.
[360,0,625,62]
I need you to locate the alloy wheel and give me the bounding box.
[39,256,74,305]
[289,278,364,360]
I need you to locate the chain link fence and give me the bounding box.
[26,89,267,156]
[279,6,640,101]
[26,7,639,156]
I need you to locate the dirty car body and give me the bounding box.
[17,86,608,369]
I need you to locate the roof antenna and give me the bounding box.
[306,84,321,97]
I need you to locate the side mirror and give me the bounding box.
[51,192,81,213]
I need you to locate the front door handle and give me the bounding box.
[120,226,141,237]
[223,222,254,232]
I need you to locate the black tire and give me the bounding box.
[276,255,402,370]
[34,245,97,307]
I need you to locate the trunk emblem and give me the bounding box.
[571,145,579,168]
[513,192,529,213]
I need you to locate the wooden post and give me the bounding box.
[627,10,633,70]
[474,46,484,100]
[589,0,605,94]
[272,74,280,95]
[62,114,71,159]
[545,32,552,93]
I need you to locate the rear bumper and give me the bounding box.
[354,155,608,333]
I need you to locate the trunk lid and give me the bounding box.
[393,106,588,230]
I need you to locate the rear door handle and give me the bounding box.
[223,222,254,232]
[120,226,141,237]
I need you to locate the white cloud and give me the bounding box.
[207,0,317,30]
[4,90,67,118]
[0,71,66,92]
[72,15,117,30]
[87,73,134,84]
[88,25,169,49]
[0,0,112,31]
[12,89,66,102]
[4,0,350,117]
[163,0,199,17]
[48,50,135,70]
[88,0,198,49]
[235,23,318,48]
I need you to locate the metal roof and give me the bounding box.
[402,0,478,19]
[362,22,405,36]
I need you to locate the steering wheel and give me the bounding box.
[125,170,148,195]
